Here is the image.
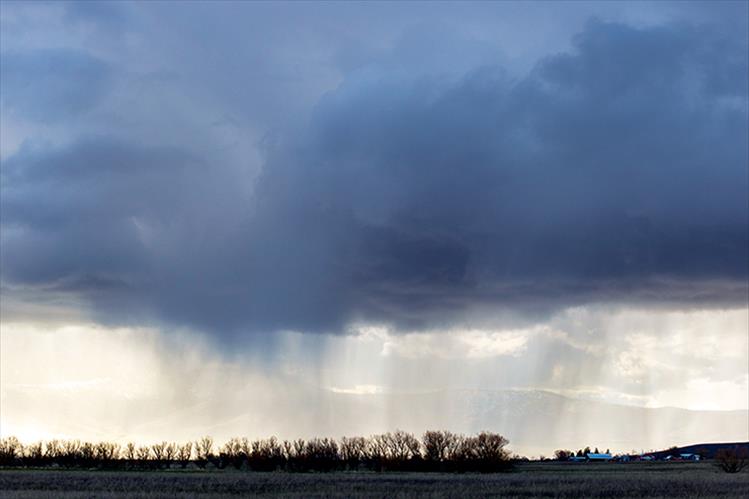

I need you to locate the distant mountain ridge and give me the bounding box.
[313,388,748,456]
[5,385,746,457]
[646,442,749,459]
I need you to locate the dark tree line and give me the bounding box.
[0,431,512,472]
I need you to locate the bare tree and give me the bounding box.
[454,432,511,472]
[292,439,305,458]
[44,440,61,461]
[282,440,293,461]
[125,443,137,461]
[715,448,749,473]
[283,438,306,471]
[195,436,214,468]
[240,437,252,462]
[79,442,96,465]
[95,442,120,464]
[164,442,177,465]
[304,437,339,471]
[151,441,168,468]
[136,445,151,462]
[61,440,80,466]
[423,431,459,463]
[387,430,421,462]
[340,436,367,470]
[25,442,44,465]
[221,437,245,469]
[249,437,284,471]
[0,437,23,465]
[177,442,193,468]
[473,432,509,460]
[367,434,389,470]
[366,431,421,470]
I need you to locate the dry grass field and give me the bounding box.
[0,461,747,498]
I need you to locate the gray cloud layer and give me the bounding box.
[1,5,747,337]
[0,49,111,123]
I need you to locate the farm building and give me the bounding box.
[586,453,612,461]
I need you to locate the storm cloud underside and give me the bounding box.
[1,9,747,339]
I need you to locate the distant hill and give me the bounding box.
[248,387,747,457]
[5,385,747,458]
[318,388,748,457]
[646,442,749,459]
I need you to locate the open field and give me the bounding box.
[1,462,747,498]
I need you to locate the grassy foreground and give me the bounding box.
[0,461,746,498]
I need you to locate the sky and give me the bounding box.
[0,1,747,456]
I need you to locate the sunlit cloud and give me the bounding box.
[329,384,384,395]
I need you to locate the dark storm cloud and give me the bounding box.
[247,19,748,327]
[0,49,111,123]
[1,19,747,336]
[1,137,251,329]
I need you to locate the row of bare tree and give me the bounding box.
[0,430,511,472]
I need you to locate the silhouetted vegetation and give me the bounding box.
[715,447,748,473]
[0,431,512,472]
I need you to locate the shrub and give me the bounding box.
[715,448,748,473]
